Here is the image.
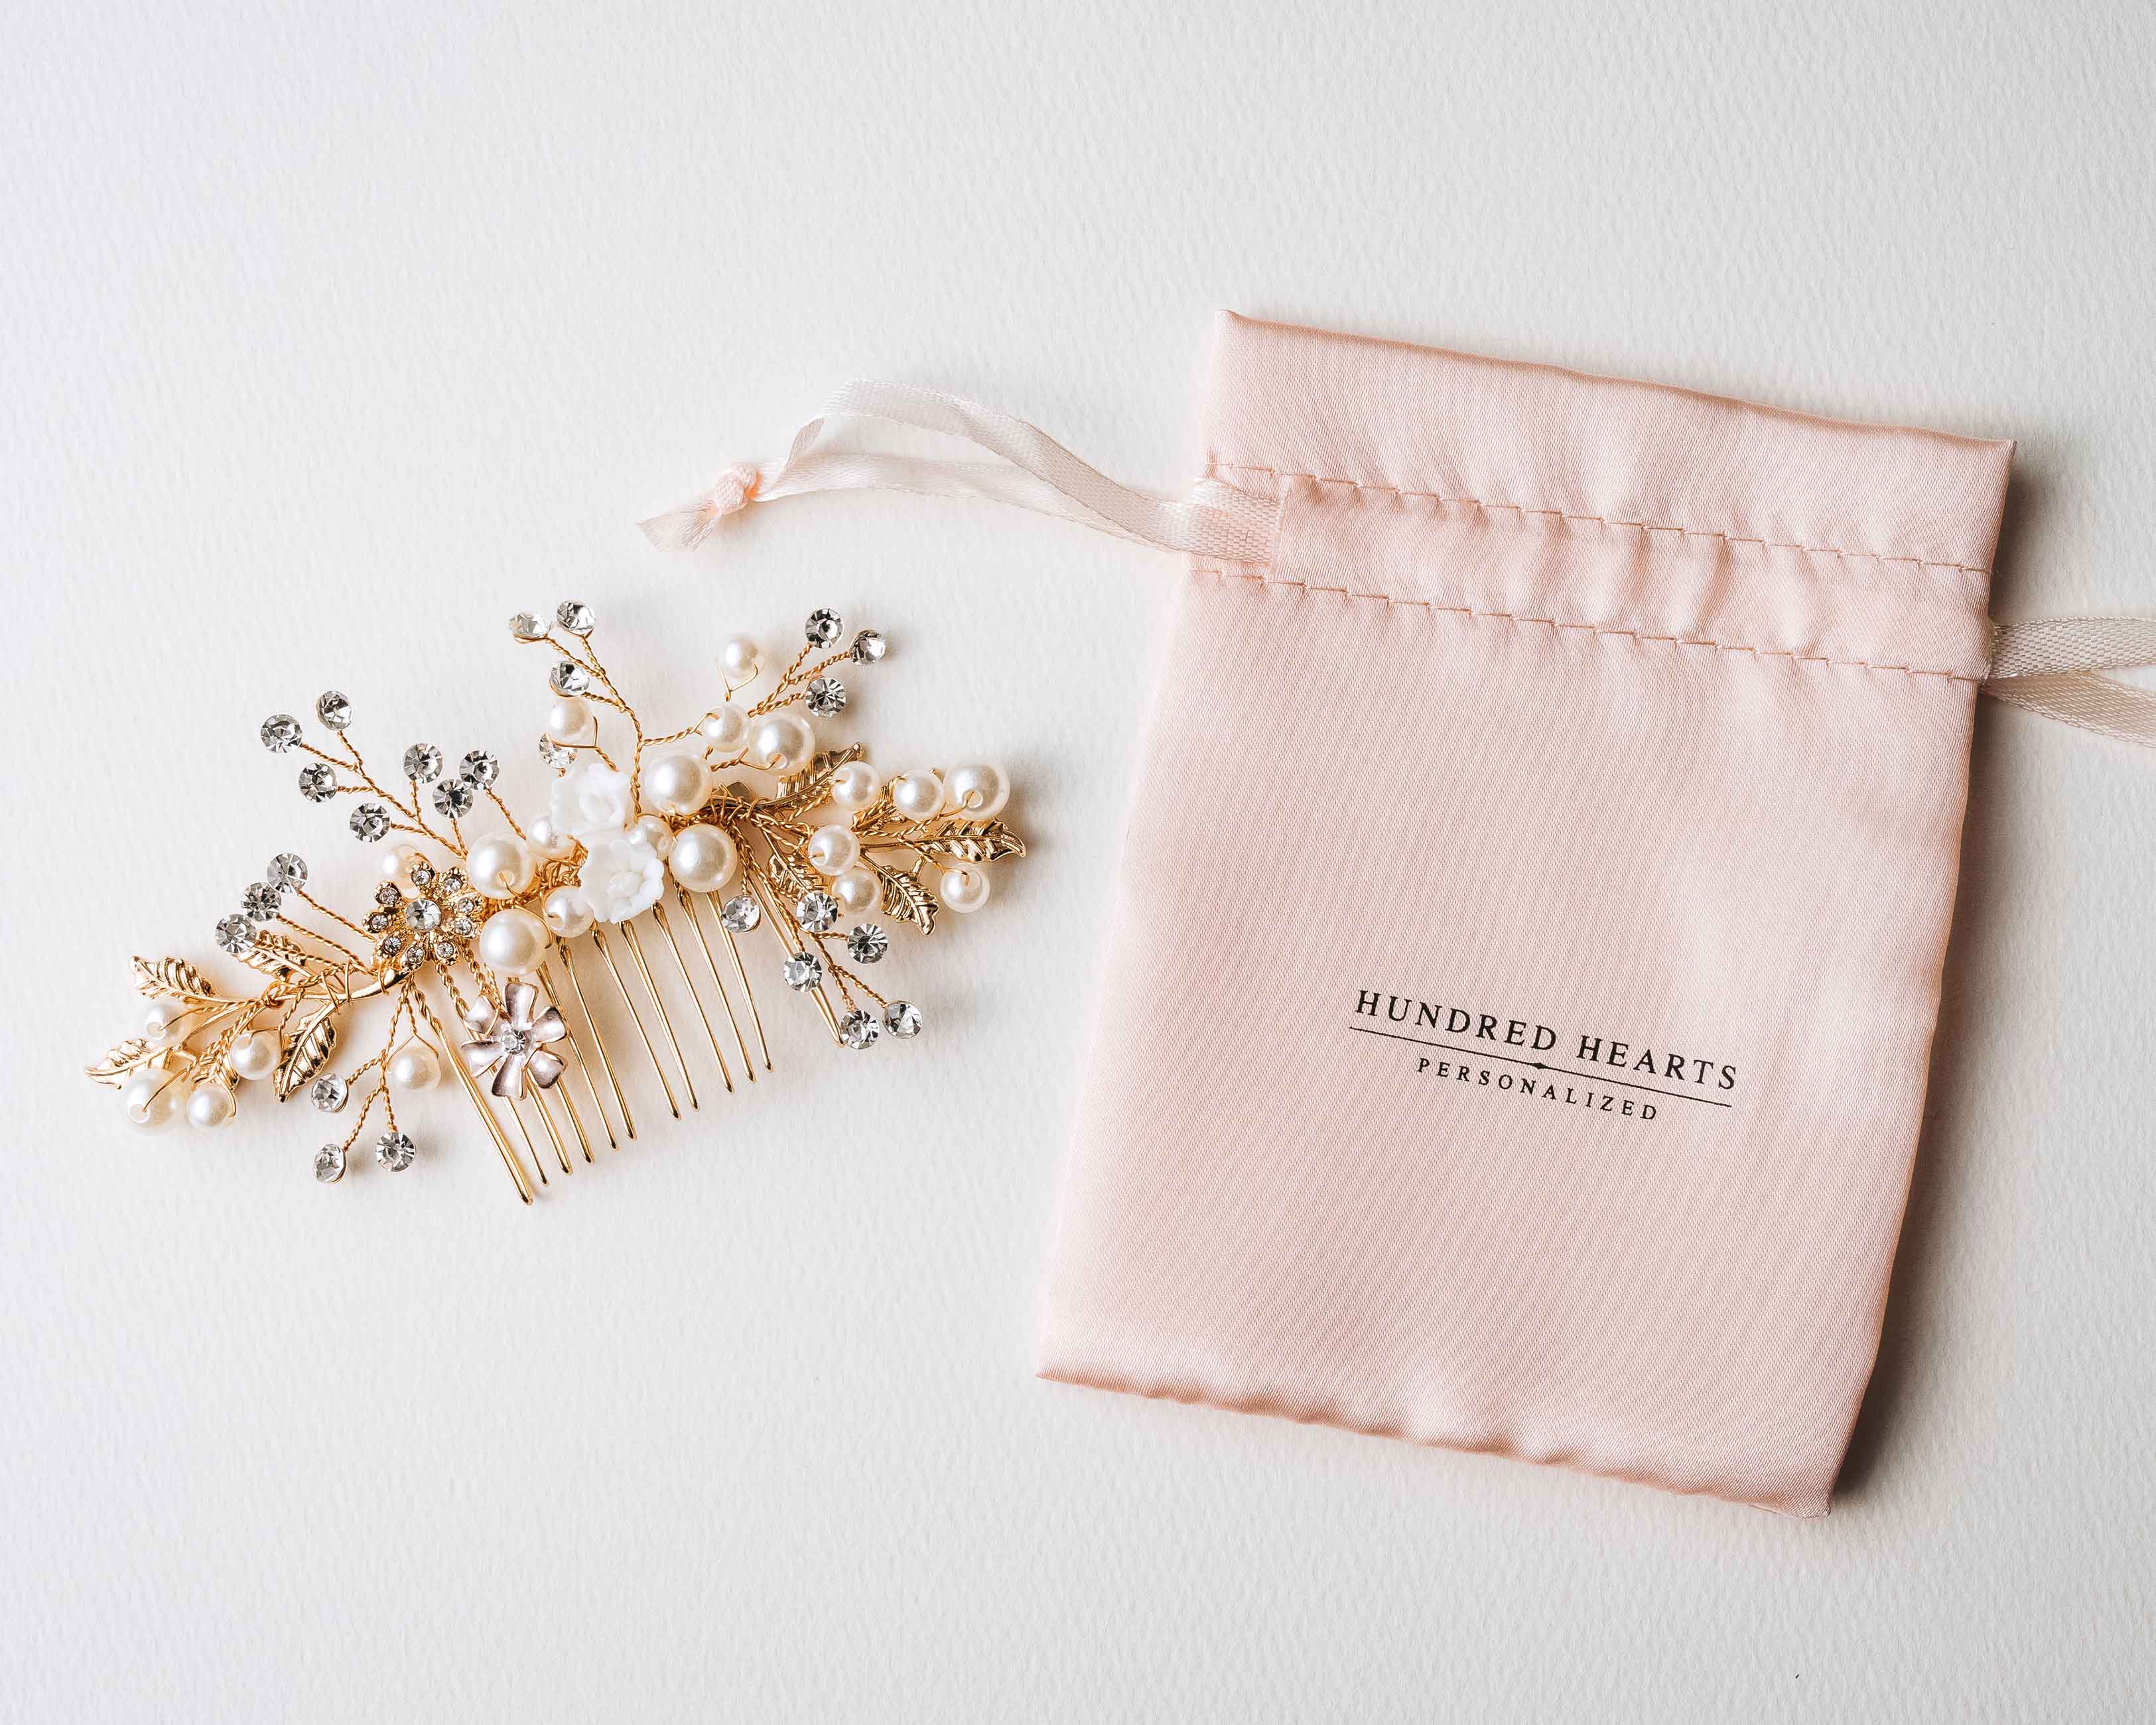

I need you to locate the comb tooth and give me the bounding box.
[622,919,699,1111]
[504,1085,550,1184]
[592,927,681,1119]
[526,1087,572,1176]
[423,987,534,1204]
[809,985,844,1044]
[546,1046,597,1162]
[551,953,630,1145]
[653,901,732,1093]
[682,890,758,1081]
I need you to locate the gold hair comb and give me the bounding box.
[87,602,1024,1202]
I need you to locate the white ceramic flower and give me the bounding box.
[551,761,634,841]
[578,831,663,923]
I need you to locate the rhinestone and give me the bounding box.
[805,676,847,717]
[550,660,590,695]
[242,882,283,922]
[844,924,889,965]
[215,914,252,954]
[314,1142,346,1183]
[511,610,548,642]
[431,779,476,817]
[805,608,842,646]
[260,713,303,753]
[839,1008,881,1050]
[885,1000,923,1038]
[555,600,595,636]
[448,913,474,937]
[379,933,405,957]
[405,898,442,932]
[459,749,500,788]
[394,945,421,973]
[499,1026,533,1058]
[441,868,468,894]
[350,803,390,843]
[375,882,403,908]
[315,691,352,730]
[718,894,761,932]
[297,762,337,803]
[453,894,480,916]
[398,744,439,783]
[782,951,824,991]
[849,629,887,665]
[797,891,840,932]
[432,937,459,961]
[375,1131,417,1172]
[366,910,391,933]
[409,860,435,889]
[538,735,570,769]
[310,1075,348,1113]
[268,852,308,888]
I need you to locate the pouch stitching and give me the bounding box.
[1189,565,1984,685]
[1209,460,1990,583]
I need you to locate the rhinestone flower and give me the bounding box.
[350,803,390,843]
[268,853,308,888]
[845,924,888,965]
[797,892,840,932]
[884,1000,923,1038]
[556,600,595,636]
[374,1131,416,1172]
[510,611,548,642]
[431,779,476,817]
[550,660,590,695]
[310,1074,348,1113]
[260,713,303,753]
[459,980,569,1099]
[805,676,847,717]
[839,1008,881,1050]
[241,882,283,922]
[782,951,824,991]
[314,1142,346,1183]
[315,691,353,730]
[719,894,762,933]
[402,744,442,783]
[805,608,842,646]
[297,763,337,803]
[214,914,252,954]
[849,629,886,664]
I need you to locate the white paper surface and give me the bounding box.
[3,2,2150,1718]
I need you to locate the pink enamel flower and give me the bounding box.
[459,981,568,1099]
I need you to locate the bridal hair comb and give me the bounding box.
[87,601,1024,1202]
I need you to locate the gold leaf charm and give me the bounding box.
[132,957,223,1003]
[275,1009,338,1100]
[86,1036,159,1087]
[876,864,939,934]
[921,822,1026,865]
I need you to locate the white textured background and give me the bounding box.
[3,3,2152,1719]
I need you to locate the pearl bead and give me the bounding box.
[890,770,943,821]
[389,1041,440,1092]
[545,695,595,744]
[943,763,1010,818]
[143,998,192,1048]
[642,744,710,817]
[699,702,750,754]
[805,823,859,876]
[749,712,816,774]
[478,907,549,975]
[667,823,738,893]
[832,866,880,916]
[543,886,595,938]
[186,1081,235,1131]
[467,833,535,898]
[630,813,674,859]
[381,844,420,883]
[123,1070,183,1131]
[829,761,881,811]
[720,635,762,683]
[937,863,992,914]
[527,816,574,860]
[230,1028,283,1081]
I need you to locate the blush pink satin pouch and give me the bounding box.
[1036,312,2014,1515]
